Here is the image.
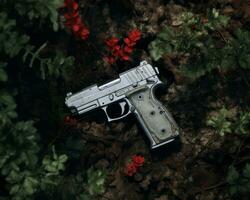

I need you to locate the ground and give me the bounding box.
[60,1,250,199]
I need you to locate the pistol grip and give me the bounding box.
[127,85,179,149]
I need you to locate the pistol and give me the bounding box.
[65,61,179,149]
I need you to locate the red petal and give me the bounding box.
[121,55,130,61]
[124,46,133,53]
[79,28,90,39]
[132,155,145,167]
[124,38,131,45]
[72,2,79,10]
[128,29,142,42]
[72,24,80,32]
[103,56,115,64]
[105,37,119,47]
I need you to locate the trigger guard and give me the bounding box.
[102,99,131,122]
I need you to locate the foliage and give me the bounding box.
[0,10,74,79]
[149,9,249,79]
[104,29,142,64]
[63,0,90,40]
[207,108,250,136]
[207,107,232,136]
[0,12,30,58]
[235,111,250,135]
[226,29,250,70]
[87,168,107,196]
[1,0,64,31]
[23,43,75,79]
[0,1,74,199]
[149,9,229,59]
[0,62,8,82]
[57,168,107,200]
[0,76,68,199]
[227,164,250,195]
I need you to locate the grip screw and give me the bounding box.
[150,111,155,116]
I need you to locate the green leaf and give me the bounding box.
[243,164,250,178]
[59,155,68,163]
[0,62,7,82]
[149,41,165,61]
[157,26,174,41]
[23,177,38,195]
[239,53,250,69]
[227,166,239,184]
[10,184,20,195]
[87,168,106,195]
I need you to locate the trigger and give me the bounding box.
[119,102,127,115]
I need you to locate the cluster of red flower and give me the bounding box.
[124,155,145,176]
[104,29,142,64]
[63,0,89,40]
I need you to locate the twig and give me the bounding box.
[235,156,250,165]
[215,30,228,44]
[193,181,227,195]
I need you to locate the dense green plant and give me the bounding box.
[224,29,250,70]
[207,107,232,136]
[227,164,250,195]
[23,43,75,79]
[149,9,250,79]
[0,1,76,199]
[1,0,63,31]
[0,12,29,58]
[87,168,107,196]
[0,67,68,199]
[0,8,74,79]
[235,111,250,135]
[58,168,107,200]
[207,108,250,136]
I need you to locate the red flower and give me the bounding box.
[72,2,78,10]
[103,29,142,64]
[105,37,119,48]
[124,155,145,176]
[124,163,138,176]
[128,29,141,42]
[79,27,90,39]
[72,24,80,32]
[121,55,130,61]
[124,46,133,54]
[132,155,145,167]
[103,56,115,64]
[63,0,89,40]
